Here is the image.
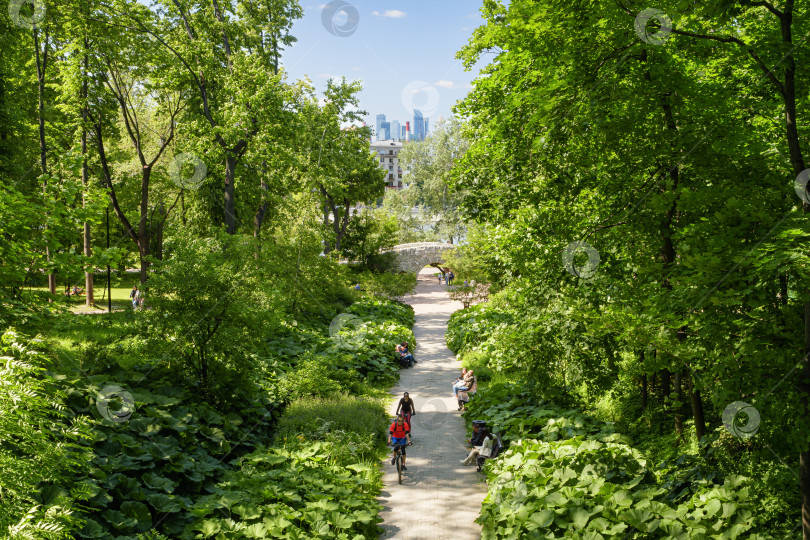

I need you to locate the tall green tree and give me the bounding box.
[297,78,385,254]
[398,116,469,244]
[454,0,809,533]
[123,0,302,235]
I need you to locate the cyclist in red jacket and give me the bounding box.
[388,416,412,470]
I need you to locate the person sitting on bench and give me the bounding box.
[396,342,416,367]
[461,420,493,465]
[457,374,477,410]
[453,369,474,397]
[476,433,504,471]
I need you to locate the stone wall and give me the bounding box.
[384,242,455,274]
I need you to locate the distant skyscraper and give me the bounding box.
[375,114,386,141]
[372,111,429,142]
[413,110,425,141]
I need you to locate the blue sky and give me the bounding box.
[280,1,488,130]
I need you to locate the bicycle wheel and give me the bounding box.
[396,452,402,484]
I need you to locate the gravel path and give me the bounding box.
[378,269,485,539]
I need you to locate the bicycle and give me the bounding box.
[389,441,412,484]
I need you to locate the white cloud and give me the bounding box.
[371,9,406,18]
[434,80,460,89]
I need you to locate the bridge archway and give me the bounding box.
[384,242,455,274]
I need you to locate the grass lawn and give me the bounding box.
[27,271,142,313]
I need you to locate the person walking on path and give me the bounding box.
[130,286,139,309]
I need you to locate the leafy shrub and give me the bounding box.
[278,353,348,399]
[480,437,771,539]
[354,272,416,301]
[275,395,387,463]
[464,382,600,444]
[459,351,496,382]
[268,297,414,397]
[276,396,386,440]
[145,232,284,405]
[187,442,383,539]
[446,303,512,354]
[53,366,278,539]
[346,298,415,329]
[470,382,776,539]
[1,261,414,540]
[0,330,93,539]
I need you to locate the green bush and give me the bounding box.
[480,437,772,539]
[275,395,388,463]
[445,303,512,354]
[187,442,383,539]
[354,271,417,301]
[278,353,347,399]
[276,395,386,441]
[459,351,496,382]
[470,382,777,539]
[0,330,93,539]
[1,253,415,540]
[145,233,284,405]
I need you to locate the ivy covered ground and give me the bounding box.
[1,246,417,539]
[448,304,797,539]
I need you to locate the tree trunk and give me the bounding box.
[82,39,94,306]
[138,166,151,283]
[34,28,55,296]
[687,371,706,442]
[332,207,342,252]
[777,2,810,534]
[224,154,237,234]
[151,202,165,260]
[333,197,351,253]
[674,370,684,443]
[660,366,671,399]
[253,178,269,239]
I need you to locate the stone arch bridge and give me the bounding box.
[383,242,455,274]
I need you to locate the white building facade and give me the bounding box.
[371,139,404,190]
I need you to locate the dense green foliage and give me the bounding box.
[1,0,416,533]
[0,331,93,539]
[397,118,470,244]
[464,382,785,539]
[1,271,414,538]
[448,0,810,533]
